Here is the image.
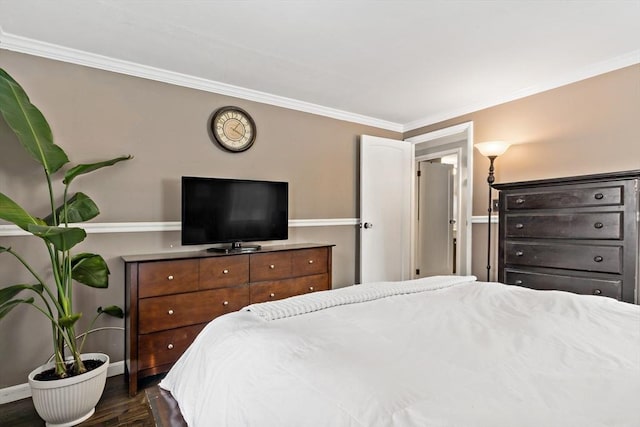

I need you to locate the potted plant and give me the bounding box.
[0,68,132,426]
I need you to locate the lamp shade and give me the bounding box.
[475,141,511,158]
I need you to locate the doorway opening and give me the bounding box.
[405,122,473,276]
[415,151,459,277]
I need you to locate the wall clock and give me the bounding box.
[210,106,257,152]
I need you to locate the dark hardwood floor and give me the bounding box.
[0,374,177,427]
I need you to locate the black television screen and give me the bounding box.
[181,177,288,250]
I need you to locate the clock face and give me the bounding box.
[210,107,256,152]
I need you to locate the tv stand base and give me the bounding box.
[206,243,262,254]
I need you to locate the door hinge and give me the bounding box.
[415,269,420,275]
[417,170,421,177]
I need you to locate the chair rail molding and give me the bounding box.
[0,219,359,237]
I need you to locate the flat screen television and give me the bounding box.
[181,176,288,252]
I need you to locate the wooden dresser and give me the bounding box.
[123,243,333,395]
[494,170,639,304]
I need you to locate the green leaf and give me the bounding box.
[63,155,132,185]
[0,246,9,253]
[98,305,124,318]
[0,284,44,306]
[27,224,86,251]
[71,253,109,288]
[0,297,35,320]
[0,192,45,232]
[59,313,81,328]
[0,69,69,174]
[44,192,100,226]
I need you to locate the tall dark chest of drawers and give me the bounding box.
[494,170,639,303]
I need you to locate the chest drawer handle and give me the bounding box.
[514,279,523,285]
[309,286,314,291]
[167,275,174,281]
[167,343,174,350]
[222,300,229,306]
[593,289,602,295]
[269,264,275,269]
[515,250,524,257]
[594,193,604,200]
[308,259,314,264]
[222,269,229,274]
[167,309,174,315]
[515,198,525,205]
[593,256,603,263]
[269,293,275,298]
[515,223,524,229]
[594,222,604,229]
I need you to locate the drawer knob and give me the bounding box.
[594,193,604,200]
[222,269,229,274]
[168,309,174,315]
[167,275,174,281]
[593,289,602,295]
[222,300,229,306]
[515,198,525,204]
[594,256,603,263]
[269,293,275,298]
[308,259,314,264]
[515,250,524,257]
[514,279,523,285]
[594,222,604,229]
[515,223,524,229]
[309,286,314,291]
[167,343,174,350]
[269,264,275,269]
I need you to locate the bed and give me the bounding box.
[159,275,640,426]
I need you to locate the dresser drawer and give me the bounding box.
[200,255,249,289]
[138,286,249,334]
[505,185,622,210]
[505,242,622,274]
[291,248,328,276]
[504,212,622,239]
[250,252,292,282]
[138,323,206,370]
[504,269,622,300]
[250,273,329,304]
[138,259,199,298]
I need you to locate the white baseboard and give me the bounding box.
[0,360,125,405]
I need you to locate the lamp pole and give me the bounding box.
[475,141,511,283]
[486,155,497,282]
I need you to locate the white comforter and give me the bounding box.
[160,276,640,427]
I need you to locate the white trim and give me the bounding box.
[2,28,636,134]
[405,122,473,145]
[472,215,499,224]
[0,29,402,133]
[289,218,358,227]
[0,218,359,237]
[404,50,640,131]
[0,361,124,404]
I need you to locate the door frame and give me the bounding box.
[405,121,474,275]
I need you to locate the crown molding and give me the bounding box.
[0,28,402,132]
[2,28,637,136]
[403,50,640,132]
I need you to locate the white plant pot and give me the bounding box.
[28,353,109,427]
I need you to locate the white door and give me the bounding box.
[360,135,413,283]
[416,161,454,276]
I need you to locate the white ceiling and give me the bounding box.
[0,0,638,131]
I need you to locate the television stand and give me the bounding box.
[206,242,262,254]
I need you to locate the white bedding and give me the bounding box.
[160,276,640,427]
